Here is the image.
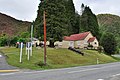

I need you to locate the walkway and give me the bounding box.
[0,53,19,72]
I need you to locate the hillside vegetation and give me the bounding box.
[0,47,117,70]
[97,14,120,37]
[0,12,31,36]
[97,14,120,47]
[97,14,120,34]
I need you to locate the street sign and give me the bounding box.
[26,42,32,60]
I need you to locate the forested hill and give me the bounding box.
[97,14,120,35]
[0,12,31,36]
[97,14,120,47]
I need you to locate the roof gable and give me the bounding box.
[64,32,90,41]
[88,37,96,42]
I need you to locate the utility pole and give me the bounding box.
[41,0,47,65]
[43,11,47,65]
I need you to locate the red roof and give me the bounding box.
[64,32,90,41]
[88,37,96,42]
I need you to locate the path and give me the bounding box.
[0,53,18,72]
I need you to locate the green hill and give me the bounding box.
[97,14,120,47]
[0,47,118,70]
[0,12,31,36]
[97,14,120,33]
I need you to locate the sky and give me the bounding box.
[0,0,120,22]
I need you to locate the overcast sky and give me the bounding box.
[0,0,120,22]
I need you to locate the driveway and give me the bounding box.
[0,53,17,70]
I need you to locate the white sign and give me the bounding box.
[26,42,32,61]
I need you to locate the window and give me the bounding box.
[95,42,97,45]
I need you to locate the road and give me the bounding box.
[1,62,120,80]
[0,54,17,70]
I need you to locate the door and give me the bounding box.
[69,41,74,48]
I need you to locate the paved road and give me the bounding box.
[1,62,120,80]
[0,53,17,70]
[112,54,120,58]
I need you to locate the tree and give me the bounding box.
[80,3,85,15]
[0,34,13,47]
[0,36,7,46]
[19,32,30,43]
[34,0,69,47]
[97,14,120,48]
[100,32,117,55]
[65,0,79,35]
[20,32,30,38]
[74,13,80,34]
[80,6,100,39]
[10,36,19,46]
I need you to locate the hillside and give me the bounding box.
[97,14,120,47]
[0,48,117,69]
[97,14,120,35]
[0,12,31,36]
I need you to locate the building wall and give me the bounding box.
[54,40,69,48]
[75,40,84,48]
[84,32,93,42]
[56,32,99,49]
[75,33,93,48]
[89,38,99,49]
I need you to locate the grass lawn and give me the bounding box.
[0,47,118,70]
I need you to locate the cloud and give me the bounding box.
[0,0,120,21]
[0,0,40,21]
[73,0,120,16]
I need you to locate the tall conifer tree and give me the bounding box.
[80,6,100,39]
[34,0,68,47]
[65,0,79,35]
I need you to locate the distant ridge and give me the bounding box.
[97,14,120,47]
[0,12,31,36]
[97,13,120,34]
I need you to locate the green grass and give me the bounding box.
[0,47,118,70]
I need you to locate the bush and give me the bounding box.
[0,36,7,46]
[100,32,117,55]
[97,46,104,53]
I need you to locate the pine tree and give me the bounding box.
[65,0,79,35]
[80,3,85,15]
[34,0,68,47]
[100,32,117,55]
[80,6,100,39]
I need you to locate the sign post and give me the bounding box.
[30,24,33,56]
[19,42,23,63]
[97,58,99,64]
[27,42,30,60]
[26,42,32,61]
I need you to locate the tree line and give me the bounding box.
[0,0,118,55]
[34,0,99,46]
[33,0,118,55]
